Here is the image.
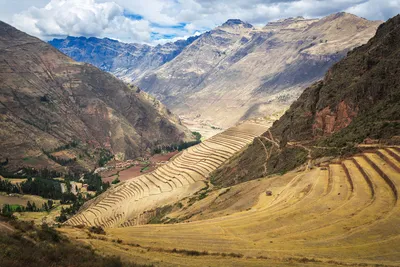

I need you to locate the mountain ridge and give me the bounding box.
[211,14,400,187]
[0,21,194,173]
[50,13,382,129]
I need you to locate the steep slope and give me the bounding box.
[0,21,194,173]
[137,13,381,127]
[49,35,199,82]
[212,14,400,187]
[67,121,269,228]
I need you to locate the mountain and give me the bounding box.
[49,35,199,82]
[0,21,194,173]
[51,13,381,129]
[137,13,381,128]
[212,14,400,187]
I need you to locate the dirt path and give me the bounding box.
[256,138,269,176]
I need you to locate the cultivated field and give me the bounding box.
[67,122,270,228]
[0,193,48,207]
[62,147,400,266]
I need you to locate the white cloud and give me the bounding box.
[3,0,399,45]
[346,0,400,20]
[11,0,151,43]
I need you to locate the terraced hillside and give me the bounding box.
[81,147,400,266]
[66,122,270,228]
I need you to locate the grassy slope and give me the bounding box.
[0,216,148,267]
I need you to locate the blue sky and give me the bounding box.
[0,0,398,45]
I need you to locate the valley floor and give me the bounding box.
[60,147,400,266]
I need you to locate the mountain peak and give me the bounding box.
[221,19,253,28]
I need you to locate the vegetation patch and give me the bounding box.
[0,216,147,267]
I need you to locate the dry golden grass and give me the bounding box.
[60,147,400,266]
[67,122,270,228]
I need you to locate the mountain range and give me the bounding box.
[51,13,382,128]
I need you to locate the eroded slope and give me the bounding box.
[0,21,194,172]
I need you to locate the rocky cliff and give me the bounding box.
[212,14,400,187]
[0,21,194,173]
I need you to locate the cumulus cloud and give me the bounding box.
[4,0,399,45]
[11,0,151,43]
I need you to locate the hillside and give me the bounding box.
[61,145,400,266]
[0,21,194,173]
[137,13,381,128]
[49,13,381,129]
[49,35,199,82]
[66,122,269,227]
[212,15,400,187]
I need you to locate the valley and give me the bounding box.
[0,3,399,267]
[52,13,382,128]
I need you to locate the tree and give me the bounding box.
[32,202,37,212]
[42,202,49,212]
[47,200,53,210]
[26,201,32,211]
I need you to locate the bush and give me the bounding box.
[89,226,106,235]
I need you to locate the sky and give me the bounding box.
[0,0,399,45]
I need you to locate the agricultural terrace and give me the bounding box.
[67,122,270,228]
[98,147,400,266]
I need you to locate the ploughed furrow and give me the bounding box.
[197,142,234,156]
[152,171,178,189]
[341,162,354,193]
[209,135,247,147]
[221,130,256,141]
[386,147,400,161]
[205,139,243,151]
[183,151,226,166]
[135,178,154,195]
[147,173,174,192]
[378,149,400,172]
[363,153,398,202]
[218,133,254,143]
[170,160,206,178]
[126,183,141,198]
[177,154,220,170]
[151,169,177,187]
[190,146,230,161]
[187,145,229,159]
[159,164,193,184]
[129,179,150,198]
[143,175,163,193]
[162,164,197,183]
[206,136,245,148]
[351,158,375,198]
[177,158,216,173]
[155,167,186,186]
[173,156,210,176]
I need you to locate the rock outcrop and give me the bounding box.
[212,14,400,186]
